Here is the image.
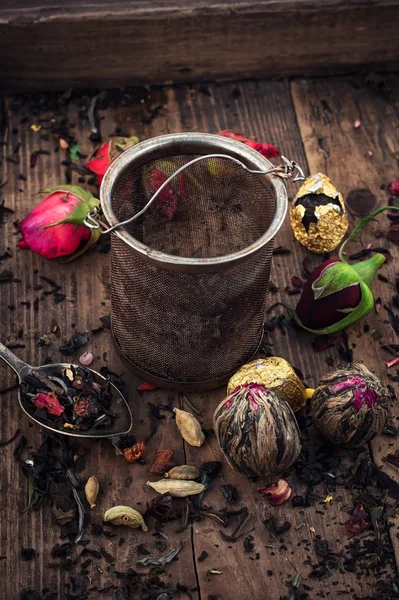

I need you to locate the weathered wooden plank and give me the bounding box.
[1,77,399,599]
[1,0,399,91]
[291,73,399,564]
[0,96,198,597]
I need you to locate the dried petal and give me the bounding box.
[346,503,369,534]
[258,479,292,505]
[73,396,98,418]
[123,441,146,463]
[33,392,64,416]
[147,449,174,474]
[387,357,399,369]
[138,382,158,391]
[79,352,94,366]
[388,180,399,196]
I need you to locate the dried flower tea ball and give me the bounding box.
[227,357,307,412]
[290,172,348,253]
[311,363,391,448]
[213,383,301,479]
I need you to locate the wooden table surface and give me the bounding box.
[1,74,399,600]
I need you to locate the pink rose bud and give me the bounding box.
[85,136,139,184]
[17,185,100,260]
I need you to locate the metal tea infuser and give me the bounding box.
[86,132,305,391]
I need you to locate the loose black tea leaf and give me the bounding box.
[20,364,119,434]
[59,332,89,355]
[136,545,182,566]
[220,484,239,504]
[198,550,208,562]
[243,535,255,553]
[21,548,36,561]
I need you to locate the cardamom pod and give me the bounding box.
[103,506,148,531]
[165,465,200,480]
[146,479,205,497]
[173,408,205,447]
[84,476,99,509]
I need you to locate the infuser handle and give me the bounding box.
[83,153,305,234]
[0,342,32,378]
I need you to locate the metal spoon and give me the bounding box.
[0,342,133,438]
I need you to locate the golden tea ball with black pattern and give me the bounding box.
[311,363,391,448]
[227,357,308,412]
[290,172,348,253]
[213,383,301,479]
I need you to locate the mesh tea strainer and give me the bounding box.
[84,133,305,391]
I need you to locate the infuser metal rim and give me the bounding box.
[100,132,288,270]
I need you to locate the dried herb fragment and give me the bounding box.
[123,441,146,463]
[220,484,239,504]
[146,493,179,522]
[244,535,255,553]
[147,449,174,474]
[138,382,158,391]
[59,332,89,355]
[136,544,182,566]
[346,503,369,534]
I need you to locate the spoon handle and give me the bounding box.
[0,342,31,378]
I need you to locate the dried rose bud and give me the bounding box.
[293,255,385,334]
[287,206,399,335]
[73,397,98,418]
[388,180,399,196]
[33,392,64,416]
[123,440,146,463]
[311,363,391,448]
[17,185,100,261]
[258,479,292,505]
[346,503,369,534]
[147,449,174,474]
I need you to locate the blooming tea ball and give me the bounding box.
[311,363,391,448]
[213,383,301,479]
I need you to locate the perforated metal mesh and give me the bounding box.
[107,148,281,388]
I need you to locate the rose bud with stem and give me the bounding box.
[285,206,399,334]
[17,185,101,261]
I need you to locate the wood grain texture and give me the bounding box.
[1,1,399,91]
[0,77,398,599]
[291,73,399,566]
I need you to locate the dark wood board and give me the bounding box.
[1,0,399,91]
[0,75,399,599]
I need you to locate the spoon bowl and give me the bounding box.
[0,343,133,439]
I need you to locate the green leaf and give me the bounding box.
[312,262,360,300]
[41,184,98,207]
[69,143,81,161]
[28,476,39,507]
